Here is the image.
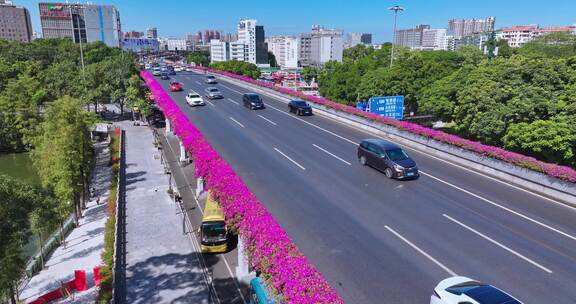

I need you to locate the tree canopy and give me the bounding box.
[314,35,576,166]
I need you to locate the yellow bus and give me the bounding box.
[201,191,228,253]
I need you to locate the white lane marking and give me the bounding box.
[443,214,554,274]
[425,173,576,242]
[229,117,245,128]
[257,115,277,126]
[220,84,244,95]
[385,225,457,276]
[218,78,576,240]
[195,81,202,85]
[312,144,351,165]
[273,147,306,171]
[227,98,239,105]
[265,103,357,145]
[205,100,215,107]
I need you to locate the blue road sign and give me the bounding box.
[369,96,404,120]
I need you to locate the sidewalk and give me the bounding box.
[120,121,209,303]
[19,141,112,302]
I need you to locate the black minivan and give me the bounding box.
[357,139,419,179]
[242,93,265,110]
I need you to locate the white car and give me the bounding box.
[174,66,184,72]
[185,66,194,72]
[185,91,206,106]
[431,277,522,304]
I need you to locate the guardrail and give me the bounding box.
[112,129,126,303]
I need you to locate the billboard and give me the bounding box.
[369,96,404,120]
[40,3,71,18]
[121,38,159,53]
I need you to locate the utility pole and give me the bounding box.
[389,5,404,68]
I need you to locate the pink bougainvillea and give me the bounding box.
[141,70,344,304]
[187,66,576,184]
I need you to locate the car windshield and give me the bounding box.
[386,148,409,161]
[249,95,261,101]
[446,284,521,304]
[188,94,200,98]
[207,76,215,79]
[293,101,307,106]
[201,221,226,241]
[208,88,219,92]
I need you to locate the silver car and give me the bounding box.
[205,87,223,99]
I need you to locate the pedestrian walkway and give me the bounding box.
[19,140,112,302]
[120,121,209,304]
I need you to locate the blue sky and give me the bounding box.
[17,0,576,42]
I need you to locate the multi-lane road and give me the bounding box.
[155,70,576,304]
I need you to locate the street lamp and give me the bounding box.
[388,5,404,68]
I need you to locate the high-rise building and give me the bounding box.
[238,19,257,64]
[201,30,221,45]
[267,36,299,69]
[394,24,430,48]
[39,3,121,47]
[0,1,32,42]
[222,32,238,43]
[346,32,372,48]
[448,17,495,39]
[146,27,157,39]
[299,25,343,66]
[236,19,267,65]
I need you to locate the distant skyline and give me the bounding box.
[15,0,576,42]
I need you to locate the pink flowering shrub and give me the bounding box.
[189,66,576,184]
[141,70,344,304]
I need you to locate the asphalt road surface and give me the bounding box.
[154,71,576,304]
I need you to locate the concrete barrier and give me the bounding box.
[211,72,576,207]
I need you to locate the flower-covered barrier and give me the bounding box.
[141,70,343,304]
[189,66,576,184]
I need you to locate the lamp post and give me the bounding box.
[69,4,88,109]
[388,5,404,68]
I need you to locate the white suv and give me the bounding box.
[185,91,205,107]
[431,277,522,304]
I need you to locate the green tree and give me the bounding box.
[210,60,261,79]
[0,175,41,304]
[186,50,210,67]
[267,51,278,68]
[503,119,575,165]
[32,96,97,229]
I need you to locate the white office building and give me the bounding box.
[299,25,343,66]
[421,28,453,50]
[210,39,229,62]
[230,41,247,61]
[267,36,299,69]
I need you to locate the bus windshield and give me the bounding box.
[202,221,227,241]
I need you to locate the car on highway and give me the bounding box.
[160,72,169,80]
[431,276,522,304]
[288,100,312,116]
[205,75,217,84]
[185,66,194,72]
[205,87,223,99]
[357,139,419,179]
[242,93,265,110]
[185,91,206,107]
[152,68,161,76]
[169,80,183,92]
[174,66,184,72]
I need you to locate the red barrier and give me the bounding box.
[93,266,102,286]
[74,270,87,291]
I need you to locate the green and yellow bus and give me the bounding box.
[201,191,228,253]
